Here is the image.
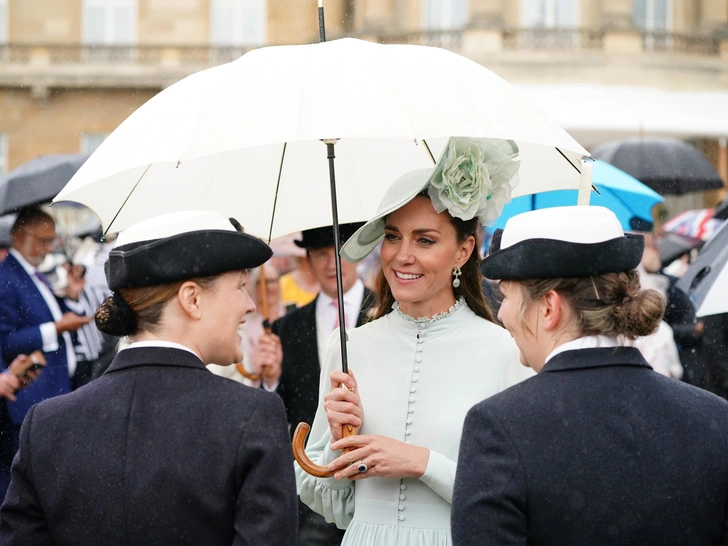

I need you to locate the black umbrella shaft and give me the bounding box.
[326,141,349,374]
[318,1,326,43]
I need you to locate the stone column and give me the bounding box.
[468,0,504,27]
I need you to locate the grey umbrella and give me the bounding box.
[591,137,723,195]
[676,221,728,317]
[0,153,90,216]
[0,214,16,247]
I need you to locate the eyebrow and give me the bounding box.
[383,225,442,236]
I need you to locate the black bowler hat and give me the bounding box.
[481,206,644,280]
[294,222,365,250]
[106,211,272,291]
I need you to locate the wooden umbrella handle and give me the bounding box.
[292,422,356,478]
[235,363,260,381]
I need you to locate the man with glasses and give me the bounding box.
[0,207,90,473]
[256,222,373,546]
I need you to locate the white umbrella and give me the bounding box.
[54,37,589,240]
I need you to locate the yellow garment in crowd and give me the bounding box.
[279,272,317,308]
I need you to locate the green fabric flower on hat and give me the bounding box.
[427,137,520,225]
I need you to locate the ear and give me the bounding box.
[455,235,476,268]
[177,281,204,320]
[540,290,564,332]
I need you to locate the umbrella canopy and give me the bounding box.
[492,159,663,231]
[655,232,703,268]
[54,37,588,239]
[676,221,728,317]
[0,214,16,247]
[662,209,722,241]
[591,137,724,195]
[0,153,90,216]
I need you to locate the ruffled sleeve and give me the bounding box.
[295,329,356,530]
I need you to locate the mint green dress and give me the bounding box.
[297,299,532,546]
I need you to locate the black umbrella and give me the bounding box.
[656,232,703,268]
[712,196,728,220]
[676,221,728,317]
[0,153,90,216]
[591,137,724,195]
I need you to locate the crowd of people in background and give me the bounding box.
[0,192,727,544]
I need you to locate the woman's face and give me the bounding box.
[380,196,474,318]
[497,281,540,369]
[199,270,256,364]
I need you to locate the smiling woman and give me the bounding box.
[296,137,534,546]
[0,211,299,545]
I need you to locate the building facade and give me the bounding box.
[0,0,726,212]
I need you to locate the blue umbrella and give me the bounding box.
[493,159,664,232]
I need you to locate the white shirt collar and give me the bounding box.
[317,278,365,309]
[9,248,37,275]
[545,335,620,364]
[124,340,201,360]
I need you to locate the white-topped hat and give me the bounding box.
[106,211,271,290]
[481,206,644,280]
[342,137,520,263]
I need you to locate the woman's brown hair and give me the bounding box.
[95,277,218,337]
[516,270,665,340]
[371,195,496,323]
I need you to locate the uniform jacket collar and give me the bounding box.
[541,346,652,373]
[105,346,207,374]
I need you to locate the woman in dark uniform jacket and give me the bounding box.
[0,211,298,546]
[452,205,728,546]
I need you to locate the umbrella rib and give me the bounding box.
[555,147,581,173]
[422,139,436,164]
[555,147,599,193]
[267,142,287,244]
[105,164,152,235]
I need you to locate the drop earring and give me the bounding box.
[452,266,462,288]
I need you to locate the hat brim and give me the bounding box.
[481,234,644,280]
[341,169,433,263]
[106,230,272,290]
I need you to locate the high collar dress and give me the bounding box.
[297,299,533,546]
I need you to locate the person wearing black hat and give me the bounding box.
[0,211,298,546]
[451,205,728,546]
[252,222,372,546]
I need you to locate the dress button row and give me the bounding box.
[400,484,407,491]
[398,515,405,521]
[398,505,404,511]
[406,419,412,425]
[405,430,411,436]
[408,408,414,414]
[411,377,418,383]
[415,357,421,363]
[410,387,416,393]
[414,367,420,373]
[399,494,406,500]
[416,346,422,353]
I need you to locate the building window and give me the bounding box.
[0,134,7,177]
[633,0,673,31]
[634,0,673,50]
[80,133,108,154]
[520,0,579,28]
[210,0,266,47]
[0,0,7,44]
[83,0,136,45]
[421,0,468,30]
